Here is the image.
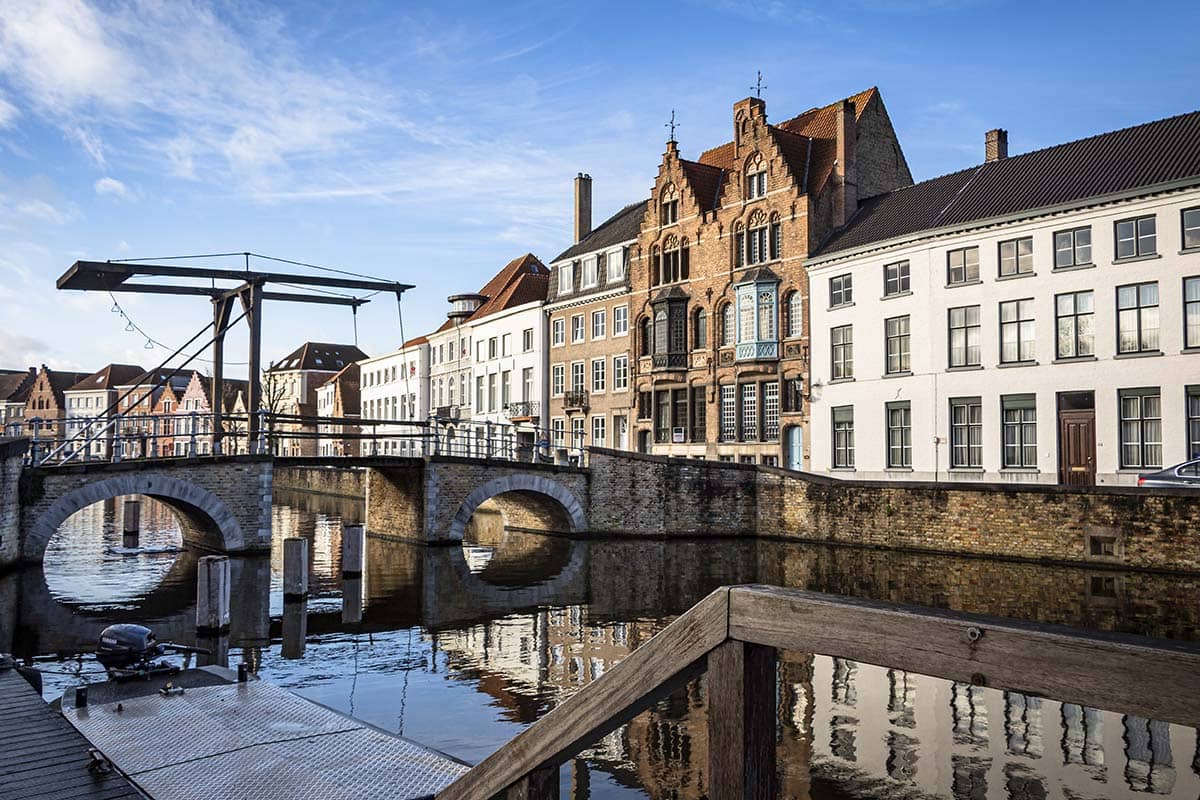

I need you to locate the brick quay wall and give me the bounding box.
[589,449,1200,573]
[274,465,366,498]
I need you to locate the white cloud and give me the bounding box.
[0,93,17,127]
[14,198,69,224]
[93,176,131,199]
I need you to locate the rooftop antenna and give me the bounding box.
[751,71,767,99]
[665,109,679,143]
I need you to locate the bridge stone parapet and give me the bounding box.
[17,455,273,563]
[1,438,28,570]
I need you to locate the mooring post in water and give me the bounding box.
[341,576,363,625]
[282,537,308,601]
[281,596,308,660]
[196,555,230,635]
[122,499,141,549]
[342,525,365,578]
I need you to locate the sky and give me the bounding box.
[1,0,1197,377]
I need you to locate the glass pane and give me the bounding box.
[1077,314,1094,356]
[1057,294,1073,315]
[1001,302,1016,323]
[1139,283,1158,306]
[1117,286,1136,309]
[1141,307,1159,350]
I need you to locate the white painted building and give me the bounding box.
[358,338,429,456]
[808,116,1200,485]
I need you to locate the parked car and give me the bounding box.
[1137,458,1200,488]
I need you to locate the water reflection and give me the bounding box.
[7,491,1200,799]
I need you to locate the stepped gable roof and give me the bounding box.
[695,87,878,201]
[268,342,367,372]
[66,364,147,392]
[433,253,549,333]
[0,368,37,403]
[817,108,1200,257]
[553,202,645,262]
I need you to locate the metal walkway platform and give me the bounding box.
[0,662,144,800]
[61,669,469,800]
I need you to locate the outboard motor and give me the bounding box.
[95,624,209,681]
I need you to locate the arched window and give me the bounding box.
[650,246,661,287]
[786,291,803,338]
[659,235,689,284]
[745,153,767,199]
[653,307,668,356]
[694,308,708,349]
[639,316,652,357]
[720,302,735,347]
[770,213,782,261]
[733,224,744,269]
[660,183,679,226]
[747,210,769,265]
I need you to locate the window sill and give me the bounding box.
[946,364,983,372]
[881,290,913,301]
[885,467,914,472]
[1182,347,1200,355]
[1052,262,1096,272]
[946,279,983,289]
[1180,248,1200,256]
[996,271,1036,282]
[1000,467,1040,474]
[1053,355,1098,364]
[1113,254,1161,265]
[997,360,1038,368]
[828,377,856,384]
[948,467,984,473]
[882,371,913,379]
[1113,350,1163,360]
[830,467,857,472]
[828,302,855,311]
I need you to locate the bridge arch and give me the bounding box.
[447,474,587,543]
[23,474,247,562]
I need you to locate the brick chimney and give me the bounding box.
[574,173,592,244]
[985,129,1008,162]
[834,99,858,227]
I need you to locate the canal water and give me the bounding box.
[2,490,1198,799]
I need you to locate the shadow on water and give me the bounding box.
[8,489,1200,798]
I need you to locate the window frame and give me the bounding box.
[1114,215,1157,260]
[551,364,566,397]
[551,318,565,347]
[830,324,853,380]
[831,405,854,469]
[613,304,629,336]
[1053,226,1092,269]
[947,305,981,368]
[884,315,911,375]
[999,298,1036,364]
[883,260,910,297]
[1187,386,1200,460]
[885,400,912,469]
[1184,276,1200,350]
[1001,394,1037,469]
[1116,282,1160,354]
[1184,207,1200,252]
[612,355,629,391]
[591,308,607,340]
[829,274,853,308]
[998,236,1034,278]
[571,313,585,344]
[946,246,980,286]
[949,397,983,469]
[1055,290,1095,359]
[1118,388,1162,469]
[590,357,606,393]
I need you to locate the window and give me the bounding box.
[832,406,854,468]
[522,328,534,352]
[571,362,585,392]
[501,370,511,406]
[582,256,598,288]
[741,384,758,441]
[1055,291,1095,359]
[501,333,511,357]
[607,248,626,282]
[885,316,911,374]
[1054,226,1092,268]
[613,305,628,336]
[571,314,585,343]
[999,237,1033,277]
[745,153,767,199]
[612,355,628,391]
[886,401,912,468]
[488,373,497,411]
[1182,208,1200,251]
[661,185,679,225]
[1188,388,1200,459]
[786,292,802,338]
[694,308,707,349]
[948,305,981,367]
[831,325,853,379]
[1001,394,1037,468]
[1119,389,1161,468]
[591,358,606,392]
[884,261,910,296]
[1184,277,1200,349]
[691,386,706,441]
[639,316,651,357]
[488,337,498,359]
[1115,215,1156,259]
[746,210,769,265]
[763,382,780,442]
[830,274,852,307]
[719,385,736,441]
[592,309,607,339]
[558,263,574,295]
[551,364,564,396]
[721,303,735,346]
[950,398,982,468]
[592,416,606,447]
[552,318,565,346]
[947,246,980,285]
[476,376,484,410]
[522,367,533,401]
[1000,299,1035,363]
[770,215,782,261]
[552,418,565,447]
[1117,282,1159,354]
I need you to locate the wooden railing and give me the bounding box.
[436,584,1200,800]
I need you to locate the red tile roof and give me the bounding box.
[432,253,548,332]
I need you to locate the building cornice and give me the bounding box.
[545,286,629,313]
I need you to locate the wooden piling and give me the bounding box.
[342,525,364,578]
[122,498,141,549]
[281,599,307,660]
[341,576,363,625]
[196,555,231,635]
[706,639,777,800]
[283,537,308,601]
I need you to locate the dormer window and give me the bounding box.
[558,262,574,296]
[745,153,767,199]
[660,184,680,226]
[581,256,598,289]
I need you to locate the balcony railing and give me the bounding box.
[503,400,540,420]
[651,351,688,370]
[735,340,778,361]
[563,390,589,411]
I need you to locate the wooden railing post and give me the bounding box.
[707,639,777,800]
[504,765,558,799]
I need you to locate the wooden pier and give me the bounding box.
[0,658,143,800]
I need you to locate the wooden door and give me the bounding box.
[1059,409,1096,486]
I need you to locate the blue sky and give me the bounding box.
[1,0,1197,376]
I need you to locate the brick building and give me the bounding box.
[63,364,147,459]
[316,362,361,457]
[546,177,641,456]
[628,88,911,466]
[22,365,90,442]
[265,342,367,456]
[0,368,36,432]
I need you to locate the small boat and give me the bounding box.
[105,544,181,555]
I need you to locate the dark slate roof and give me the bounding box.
[553,202,645,262]
[66,364,147,392]
[269,342,368,372]
[817,109,1200,257]
[0,368,36,403]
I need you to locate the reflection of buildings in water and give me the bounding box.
[269,504,344,593]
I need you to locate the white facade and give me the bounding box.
[64,386,114,458]
[809,187,1200,485]
[467,301,547,430]
[427,323,473,422]
[359,341,429,456]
